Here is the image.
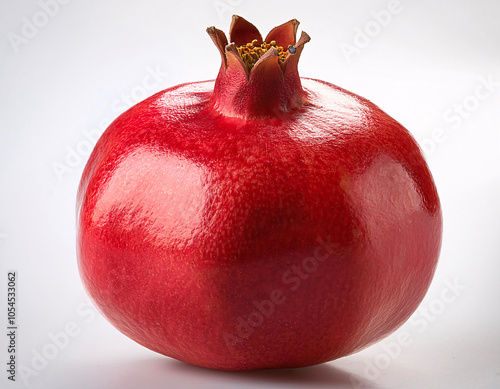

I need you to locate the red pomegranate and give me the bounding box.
[77,16,442,370]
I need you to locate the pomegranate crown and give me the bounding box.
[207,15,310,78]
[206,15,311,118]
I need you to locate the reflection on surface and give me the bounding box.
[92,147,208,249]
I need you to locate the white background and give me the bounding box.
[1,0,499,388]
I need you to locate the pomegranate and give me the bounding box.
[77,16,442,370]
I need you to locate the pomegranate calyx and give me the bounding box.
[207,16,310,119]
[208,16,309,77]
[206,26,228,65]
[229,15,263,47]
[266,18,300,48]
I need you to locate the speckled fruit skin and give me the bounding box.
[76,16,442,371]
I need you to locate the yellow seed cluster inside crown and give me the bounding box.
[237,39,290,71]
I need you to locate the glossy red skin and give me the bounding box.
[77,78,442,370]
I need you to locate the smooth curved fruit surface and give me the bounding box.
[77,16,442,371]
